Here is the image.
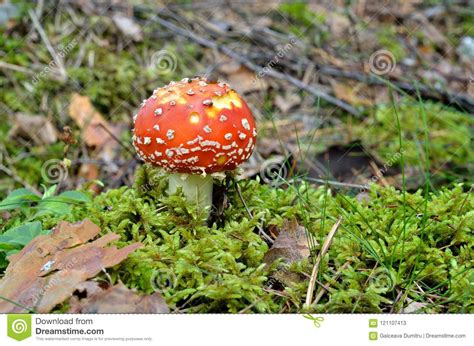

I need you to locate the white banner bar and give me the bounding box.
[1,314,472,345]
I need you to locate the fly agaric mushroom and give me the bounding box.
[132,77,257,211]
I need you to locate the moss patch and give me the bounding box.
[356,100,474,171]
[2,164,471,313]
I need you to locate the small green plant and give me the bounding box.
[0,185,90,269]
[0,221,49,268]
[0,185,90,220]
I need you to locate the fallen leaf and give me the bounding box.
[264,220,314,287]
[216,54,241,75]
[330,81,375,106]
[78,163,100,181]
[274,93,301,113]
[264,219,312,265]
[68,282,169,313]
[0,219,141,313]
[216,54,267,93]
[68,93,122,167]
[226,65,268,94]
[9,113,58,145]
[311,48,346,68]
[68,94,113,148]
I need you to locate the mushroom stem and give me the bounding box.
[168,173,213,212]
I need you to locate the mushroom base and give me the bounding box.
[168,173,213,213]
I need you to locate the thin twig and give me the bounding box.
[97,123,136,156]
[148,14,360,116]
[0,61,36,75]
[28,9,67,81]
[305,217,342,307]
[0,163,41,195]
[303,177,368,190]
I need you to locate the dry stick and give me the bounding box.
[96,123,136,156]
[28,9,67,82]
[305,217,343,307]
[0,61,36,75]
[173,9,473,113]
[149,15,360,117]
[312,65,474,113]
[0,162,41,195]
[304,177,368,190]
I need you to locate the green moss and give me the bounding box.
[278,2,328,45]
[1,163,472,312]
[278,2,326,28]
[355,100,474,172]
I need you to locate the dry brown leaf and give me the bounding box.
[10,113,58,145]
[226,66,268,94]
[274,93,301,113]
[68,94,114,148]
[216,54,268,93]
[0,219,141,313]
[68,93,123,167]
[78,163,100,181]
[311,48,346,68]
[68,282,169,314]
[264,220,314,286]
[264,219,312,265]
[331,81,375,106]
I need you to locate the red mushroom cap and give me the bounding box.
[132,77,257,174]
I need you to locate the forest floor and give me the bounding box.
[0,0,472,313]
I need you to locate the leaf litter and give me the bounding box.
[0,219,141,313]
